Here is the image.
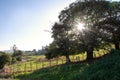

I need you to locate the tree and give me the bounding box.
[12,45,23,62]
[47,0,119,62]
[58,0,111,60]
[16,56,22,61]
[45,23,79,63]
[32,49,37,55]
[45,42,59,60]
[12,50,23,57]
[95,2,120,49]
[12,45,17,52]
[0,53,12,69]
[12,50,23,62]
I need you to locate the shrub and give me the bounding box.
[0,54,12,69]
[12,57,17,64]
[16,56,22,61]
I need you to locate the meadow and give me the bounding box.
[2,49,109,79]
[15,49,120,80]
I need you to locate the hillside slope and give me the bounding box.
[73,49,120,80]
[17,49,120,80]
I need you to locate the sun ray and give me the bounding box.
[76,23,85,31]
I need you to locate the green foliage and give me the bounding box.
[45,42,59,60]
[72,49,120,80]
[12,50,23,57]
[49,22,81,63]
[12,57,17,63]
[16,56,22,61]
[16,50,120,80]
[53,0,118,61]
[96,1,120,49]
[59,0,120,60]
[12,50,23,62]
[0,53,12,69]
[0,51,5,55]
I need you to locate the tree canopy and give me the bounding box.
[45,0,120,62]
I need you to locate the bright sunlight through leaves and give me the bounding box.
[76,23,85,31]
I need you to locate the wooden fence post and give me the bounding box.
[49,60,51,67]
[77,56,80,61]
[30,63,32,72]
[94,53,96,58]
[56,59,58,65]
[103,50,105,55]
[10,66,12,74]
[24,63,26,73]
[62,59,63,64]
[72,56,74,62]
[13,65,15,79]
[17,63,20,73]
[36,62,38,70]
[42,62,44,68]
[13,65,14,73]
[11,65,14,79]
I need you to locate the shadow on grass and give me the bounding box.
[13,50,114,80]
[16,62,88,80]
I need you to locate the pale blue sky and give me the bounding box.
[0,0,76,50]
[0,0,119,51]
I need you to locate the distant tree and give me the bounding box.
[37,48,46,55]
[12,57,17,63]
[12,45,18,56]
[24,51,34,56]
[45,42,59,60]
[12,50,23,62]
[32,49,37,55]
[12,45,17,52]
[0,53,12,69]
[12,50,23,57]
[11,45,23,62]
[16,56,22,61]
[0,51,5,55]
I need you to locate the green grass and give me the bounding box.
[8,49,109,75]
[72,49,120,80]
[15,49,120,80]
[16,63,88,80]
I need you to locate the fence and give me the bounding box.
[0,50,108,79]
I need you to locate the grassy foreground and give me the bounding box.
[16,49,120,80]
[11,49,107,74]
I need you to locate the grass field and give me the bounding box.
[15,49,120,80]
[5,49,109,78]
[0,49,110,79]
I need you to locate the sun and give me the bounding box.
[76,23,85,31]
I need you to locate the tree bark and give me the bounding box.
[86,46,94,61]
[114,41,119,50]
[112,33,119,50]
[65,53,71,64]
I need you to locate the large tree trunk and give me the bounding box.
[112,33,119,50]
[114,41,119,50]
[65,53,71,64]
[86,46,94,61]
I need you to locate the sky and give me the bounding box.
[0,0,119,51]
[0,0,76,51]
